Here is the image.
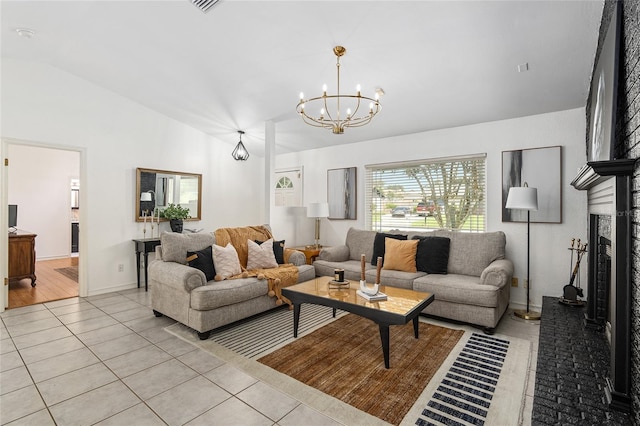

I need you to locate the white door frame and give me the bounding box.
[1,138,88,312]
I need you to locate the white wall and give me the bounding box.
[274,108,588,311]
[8,145,79,259]
[2,58,264,296]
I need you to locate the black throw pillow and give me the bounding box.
[413,236,450,274]
[371,232,407,266]
[186,246,216,281]
[255,239,286,264]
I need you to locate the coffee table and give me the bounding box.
[282,276,434,369]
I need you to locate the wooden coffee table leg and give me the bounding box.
[293,304,301,338]
[413,316,419,338]
[379,324,390,369]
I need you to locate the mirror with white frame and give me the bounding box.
[136,167,202,222]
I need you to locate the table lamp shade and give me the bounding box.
[505,186,538,211]
[140,192,153,202]
[307,202,329,218]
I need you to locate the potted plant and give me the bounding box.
[160,203,191,233]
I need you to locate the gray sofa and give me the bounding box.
[314,228,513,333]
[149,228,315,339]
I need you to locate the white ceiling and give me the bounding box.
[1,0,603,156]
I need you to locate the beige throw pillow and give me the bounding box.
[213,243,242,279]
[246,239,278,270]
[382,237,418,272]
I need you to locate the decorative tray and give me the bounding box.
[328,280,350,288]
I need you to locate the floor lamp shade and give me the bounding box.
[506,184,540,321]
[505,186,538,211]
[307,202,329,248]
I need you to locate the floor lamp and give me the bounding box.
[307,202,329,249]
[506,183,540,320]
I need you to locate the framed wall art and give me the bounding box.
[502,146,562,223]
[327,167,357,220]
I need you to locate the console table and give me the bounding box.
[9,230,37,286]
[293,246,322,265]
[133,238,161,291]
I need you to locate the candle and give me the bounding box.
[376,256,382,284]
[360,254,366,281]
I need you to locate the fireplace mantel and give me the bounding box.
[571,157,636,412]
[570,159,635,190]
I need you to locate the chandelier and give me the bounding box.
[231,130,249,161]
[296,46,382,134]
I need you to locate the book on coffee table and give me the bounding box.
[356,290,388,301]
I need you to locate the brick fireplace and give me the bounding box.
[571,159,634,412]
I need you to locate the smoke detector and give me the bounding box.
[15,28,35,39]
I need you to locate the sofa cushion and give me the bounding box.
[364,268,426,290]
[346,228,377,261]
[433,230,506,277]
[213,243,242,279]
[371,232,407,265]
[413,236,450,274]
[186,246,216,281]
[247,239,278,270]
[191,277,269,310]
[161,231,216,264]
[314,259,376,282]
[413,273,500,308]
[382,238,418,272]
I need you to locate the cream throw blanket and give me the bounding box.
[214,225,298,306]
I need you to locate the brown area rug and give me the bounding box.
[54,266,78,282]
[258,314,464,425]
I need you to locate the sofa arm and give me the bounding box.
[317,245,350,262]
[480,259,514,287]
[284,248,306,266]
[148,259,207,293]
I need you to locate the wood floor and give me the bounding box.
[8,257,79,309]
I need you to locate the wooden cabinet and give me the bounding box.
[9,230,37,286]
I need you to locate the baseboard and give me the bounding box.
[86,282,139,297]
[508,301,542,312]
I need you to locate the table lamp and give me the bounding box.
[307,202,329,248]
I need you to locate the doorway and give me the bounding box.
[4,141,85,310]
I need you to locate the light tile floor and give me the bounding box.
[1,287,539,425]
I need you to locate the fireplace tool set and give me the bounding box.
[559,238,587,306]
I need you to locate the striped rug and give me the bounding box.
[190,304,346,359]
[403,331,530,426]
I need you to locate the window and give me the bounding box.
[365,154,486,232]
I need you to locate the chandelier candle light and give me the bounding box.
[297,46,382,134]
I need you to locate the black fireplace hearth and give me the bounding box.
[533,297,630,425]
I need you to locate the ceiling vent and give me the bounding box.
[190,0,220,13]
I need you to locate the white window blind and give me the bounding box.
[365,154,487,232]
